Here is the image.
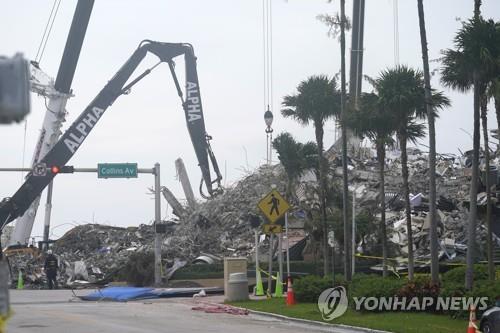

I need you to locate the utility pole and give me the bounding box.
[340,0,351,282]
[42,182,54,249]
[154,163,162,286]
[349,0,366,109]
[352,188,356,276]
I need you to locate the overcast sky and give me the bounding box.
[1,0,500,241]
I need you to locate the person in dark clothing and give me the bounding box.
[44,250,58,289]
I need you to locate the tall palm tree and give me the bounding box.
[317,0,352,281]
[441,14,500,288]
[371,66,450,280]
[282,75,340,275]
[272,132,318,200]
[347,92,398,277]
[417,0,440,285]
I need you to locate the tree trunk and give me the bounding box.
[315,124,329,276]
[417,0,439,285]
[480,94,495,281]
[340,0,351,281]
[495,95,500,148]
[286,177,293,202]
[466,71,481,290]
[399,133,414,281]
[376,142,388,277]
[474,0,482,19]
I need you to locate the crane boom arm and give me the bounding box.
[0,40,222,229]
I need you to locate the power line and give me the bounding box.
[35,0,62,64]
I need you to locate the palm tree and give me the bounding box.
[282,75,340,275]
[272,132,318,200]
[347,92,398,277]
[316,0,352,283]
[371,66,450,280]
[441,14,500,288]
[417,0,440,285]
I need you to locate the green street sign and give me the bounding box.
[98,163,138,179]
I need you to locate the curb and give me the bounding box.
[236,306,391,333]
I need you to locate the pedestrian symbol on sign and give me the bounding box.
[268,194,280,216]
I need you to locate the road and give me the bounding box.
[7,290,362,333]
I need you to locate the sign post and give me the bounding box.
[328,230,335,285]
[257,189,290,298]
[285,212,290,281]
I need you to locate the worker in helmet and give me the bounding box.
[44,249,58,289]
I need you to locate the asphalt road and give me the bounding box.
[7,290,360,333]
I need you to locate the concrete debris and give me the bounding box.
[330,147,500,267]
[8,147,500,287]
[175,158,197,210]
[161,164,288,261]
[7,165,290,288]
[160,186,187,219]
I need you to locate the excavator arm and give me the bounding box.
[0,40,222,229]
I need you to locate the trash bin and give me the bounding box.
[226,272,249,302]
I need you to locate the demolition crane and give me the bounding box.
[0,40,223,234]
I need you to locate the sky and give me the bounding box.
[1,0,500,241]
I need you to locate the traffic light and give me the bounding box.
[50,165,74,174]
[0,53,31,124]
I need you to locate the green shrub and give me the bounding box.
[397,275,440,299]
[293,275,336,303]
[441,265,489,285]
[439,282,467,298]
[350,275,406,308]
[467,280,500,306]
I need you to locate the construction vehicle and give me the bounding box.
[9,0,95,248]
[0,40,223,236]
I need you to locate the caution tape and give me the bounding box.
[354,253,467,267]
[257,268,286,285]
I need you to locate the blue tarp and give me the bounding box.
[80,287,157,301]
[80,286,223,302]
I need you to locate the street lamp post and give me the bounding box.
[264,108,273,165]
[264,108,275,296]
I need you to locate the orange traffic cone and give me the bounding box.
[286,276,296,306]
[467,305,478,333]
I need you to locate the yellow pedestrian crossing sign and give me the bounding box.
[257,189,290,224]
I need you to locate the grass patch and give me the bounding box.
[230,298,467,333]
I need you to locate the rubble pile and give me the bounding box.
[8,147,500,287]
[162,164,287,260]
[53,224,155,281]
[330,147,500,264]
[8,224,156,287]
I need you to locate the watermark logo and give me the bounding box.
[317,287,490,321]
[352,296,489,312]
[317,286,348,321]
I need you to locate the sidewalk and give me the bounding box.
[200,294,390,333]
